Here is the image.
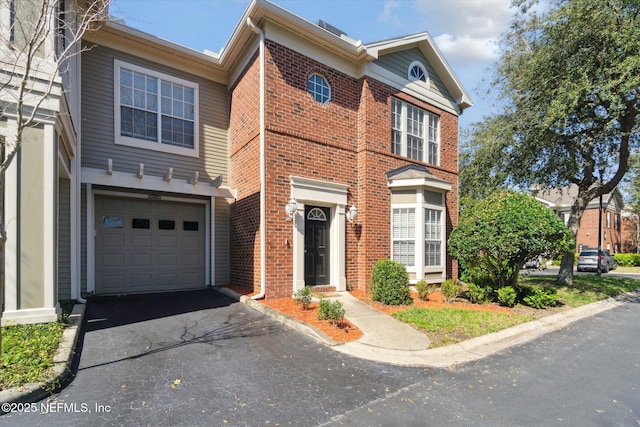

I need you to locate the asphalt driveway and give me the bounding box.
[4,288,421,426]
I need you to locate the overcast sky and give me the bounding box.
[110,0,518,129]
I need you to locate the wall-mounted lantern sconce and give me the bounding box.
[285,199,297,222]
[346,204,358,223]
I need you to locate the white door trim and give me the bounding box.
[290,176,348,293]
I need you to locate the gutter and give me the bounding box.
[246,17,266,300]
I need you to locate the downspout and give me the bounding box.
[247,17,266,300]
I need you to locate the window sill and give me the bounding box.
[115,136,199,158]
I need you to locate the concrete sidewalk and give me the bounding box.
[228,288,640,368]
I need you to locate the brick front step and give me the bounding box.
[309,285,336,293]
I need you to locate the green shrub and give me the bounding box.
[416,280,436,301]
[496,286,517,307]
[441,279,462,304]
[466,283,491,304]
[370,260,412,305]
[613,253,640,267]
[523,287,557,309]
[293,286,312,310]
[317,299,346,325]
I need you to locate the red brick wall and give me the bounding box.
[230,40,460,298]
[575,208,621,253]
[229,53,261,290]
[621,215,639,253]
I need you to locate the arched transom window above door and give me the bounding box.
[307,207,328,221]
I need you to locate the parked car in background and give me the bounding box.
[577,249,618,273]
[524,256,542,269]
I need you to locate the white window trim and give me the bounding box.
[408,61,429,85]
[391,205,417,273]
[390,189,446,281]
[392,98,440,166]
[113,59,199,158]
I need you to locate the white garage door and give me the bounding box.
[95,195,206,295]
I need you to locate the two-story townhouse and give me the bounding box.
[2,0,470,324]
[228,1,470,298]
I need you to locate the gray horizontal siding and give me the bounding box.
[81,44,230,184]
[58,178,71,300]
[375,47,453,101]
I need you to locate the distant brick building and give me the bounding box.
[621,212,639,253]
[535,186,623,253]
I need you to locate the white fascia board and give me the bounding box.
[365,63,460,115]
[104,21,221,63]
[82,167,237,199]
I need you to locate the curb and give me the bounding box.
[0,304,86,408]
[216,287,337,346]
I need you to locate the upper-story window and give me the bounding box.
[408,61,427,83]
[391,98,439,165]
[114,60,199,157]
[308,73,331,104]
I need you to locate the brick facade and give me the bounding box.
[575,208,622,253]
[230,40,460,299]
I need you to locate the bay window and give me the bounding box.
[391,188,446,281]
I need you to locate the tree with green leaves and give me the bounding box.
[461,0,640,285]
[448,191,574,289]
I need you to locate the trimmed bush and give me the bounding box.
[441,279,462,304]
[523,287,557,309]
[293,286,312,310]
[416,280,436,301]
[370,260,412,305]
[317,299,345,325]
[496,286,517,307]
[466,283,491,304]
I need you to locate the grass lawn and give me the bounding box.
[521,273,640,307]
[0,302,76,391]
[393,273,639,348]
[394,308,532,348]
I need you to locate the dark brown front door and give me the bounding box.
[304,206,330,285]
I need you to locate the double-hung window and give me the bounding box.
[392,208,416,267]
[391,98,439,166]
[115,60,199,157]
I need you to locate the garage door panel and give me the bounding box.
[157,253,178,265]
[182,272,202,286]
[130,234,153,248]
[101,275,126,293]
[157,235,178,247]
[100,197,125,211]
[95,195,206,295]
[102,254,125,267]
[182,235,201,248]
[103,234,125,247]
[180,254,201,266]
[131,254,153,267]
